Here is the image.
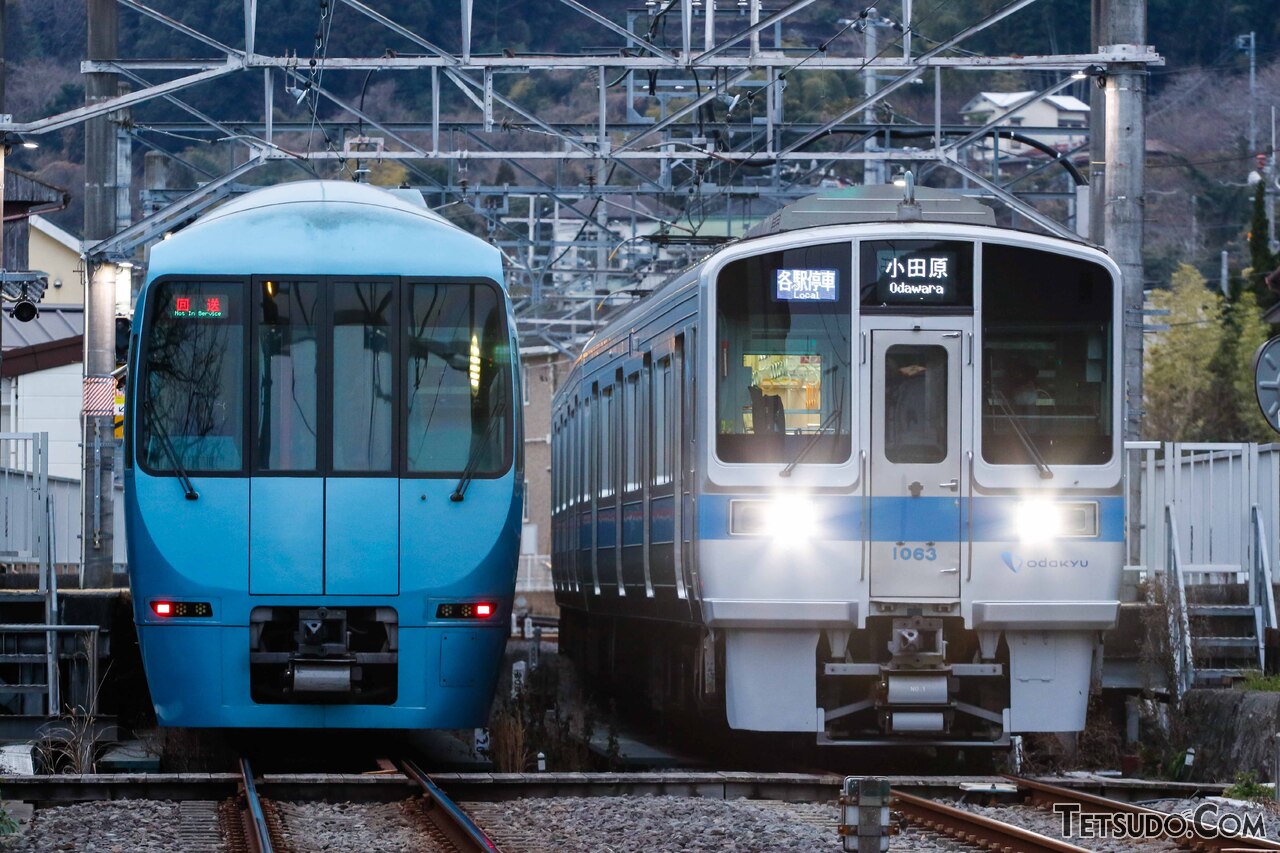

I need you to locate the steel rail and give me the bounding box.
[1011,776,1280,852]
[238,757,275,853]
[0,771,1232,804]
[892,788,1091,853]
[401,759,502,853]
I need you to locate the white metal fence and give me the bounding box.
[516,554,553,593]
[1126,442,1280,586]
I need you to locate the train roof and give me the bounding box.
[145,180,502,282]
[568,185,1107,375]
[743,185,996,237]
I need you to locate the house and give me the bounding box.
[959,91,1090,161]
[29,215,85,307]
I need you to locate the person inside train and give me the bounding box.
[1002,359,1050,408]
[748,384,786,434]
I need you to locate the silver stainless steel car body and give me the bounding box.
[552,187,1123,745]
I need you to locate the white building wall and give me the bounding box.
[3,363,84,480]
[29,226,84,308]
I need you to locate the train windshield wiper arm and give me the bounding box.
[779,405,843,478]
[991,389,1053,479]
[142,398,200,500]
[451,394,508,502]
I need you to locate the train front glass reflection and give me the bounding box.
[715,242,852,465]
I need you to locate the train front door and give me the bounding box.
[868,328,963,598]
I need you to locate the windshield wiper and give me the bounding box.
[451,394,508,502]
[142,397,200,500]
[779,405,844,478]
[991,389,1053,479]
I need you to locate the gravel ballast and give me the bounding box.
[4,801,191,853]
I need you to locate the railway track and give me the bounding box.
[227,758,501,853]
[402,758,503,852]
[235,757,277,853]
[1010,776,1280,853]
[888,776,1280,853]
[6,770,1274,851]
[892,788,1093,852]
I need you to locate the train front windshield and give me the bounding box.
[981,244,1114,466]
[138,279,513,477]
[715,243,853,464]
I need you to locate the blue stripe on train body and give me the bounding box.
[695,493,1125,542]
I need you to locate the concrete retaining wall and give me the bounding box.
[1182,690,1280,781]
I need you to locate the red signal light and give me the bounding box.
[153,601,173,616]
[476,603,494,617]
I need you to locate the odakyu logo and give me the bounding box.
[1000,552,1089,573]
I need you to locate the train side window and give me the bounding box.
[652,357,673,486]
[333,281,394,472]
[557,416,563,511]
[599,383,620,499]
[583,392,594,502]
[624,372,641,492]
[980,245,1114,466]
[568,406,577,507]
[139,280,245,473]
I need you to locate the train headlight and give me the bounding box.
[1014,499,1064,544]
[767,496,817,543]
[1013,500,1100,542]
[730,497,818,542]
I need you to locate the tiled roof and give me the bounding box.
[1,305,84,350]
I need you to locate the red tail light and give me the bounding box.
[436,602,498,619]
[150,601,212,618]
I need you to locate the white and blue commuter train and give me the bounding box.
[551,185,1123,745]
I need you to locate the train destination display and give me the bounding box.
[861,239,974,307]
[774,268,839,301]
[171,294,228,318]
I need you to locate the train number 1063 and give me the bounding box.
[892,545,938,561]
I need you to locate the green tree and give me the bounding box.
[1144,264,1225,440]
[1229,290,1275,441]
[1247,180,1276,304]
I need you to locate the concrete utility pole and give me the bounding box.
[1098,0,1147,443]
[1270,107,1277,254]
[1087,0,1107,246]
[82,0,119,589]
[1239,32,1257,154]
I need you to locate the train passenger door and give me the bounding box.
[868,328,962,598]
[326,280,399,596]
[249,278,324,595]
